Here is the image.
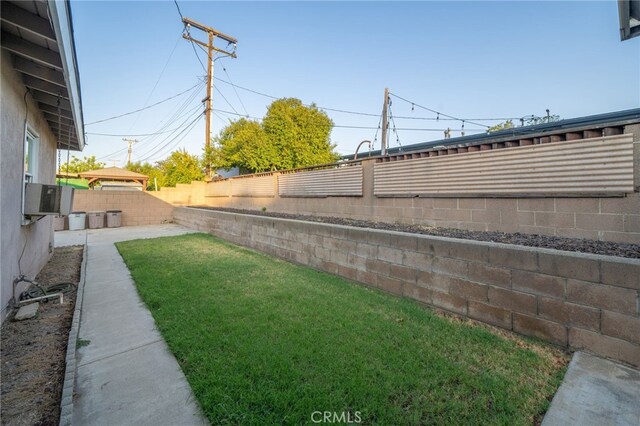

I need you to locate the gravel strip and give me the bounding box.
[190,207,640,259]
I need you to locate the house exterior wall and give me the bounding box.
[1,50,58,322]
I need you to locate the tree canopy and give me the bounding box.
[126,161,165,191]
[487,120,515,133]
[127,149,204,190]
[487,114,561,133]
[60,155,106,173]
[156,149,204,187]
[208,98,339,173]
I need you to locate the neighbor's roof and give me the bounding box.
[78,167,149,179]
[344,108,640,160]
[98,181,144,187]
[1,0,85,150]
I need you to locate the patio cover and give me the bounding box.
[79,167,149,190]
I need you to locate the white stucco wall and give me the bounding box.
[1,50,58,322]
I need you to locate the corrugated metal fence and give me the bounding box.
[204,134,635,199]
[278,165,363,197]
[374,135,634,196]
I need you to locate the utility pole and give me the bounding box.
[122,138,138,165]
[182,17,237,174]
[381,88,390,156]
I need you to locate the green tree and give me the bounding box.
[126,161,165,191]
[488,114,561,133]
[525,114,560,125]
[209,98,339,173]
[206,119,275,173]
[487,120,514,133]
[60,155,106,173]
[156,149,204,187]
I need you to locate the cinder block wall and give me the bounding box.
[203,191,640,244]
[72,190,174,227]
[175,207,640,366]
[194,125,640,244]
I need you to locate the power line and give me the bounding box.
[214,85,240,115]
[126,33,183,133]
[213,77,519,123]
[137,112,204,162]
[96,82,205,160]
[221,65,249,116]
[86,82,202,126]
[173,0,184,19]
[135,112,203,161]
[388,101,402,150]
[212,108,483,132]
[213,111,231,124]
[96,105,201,161]
[214,76,278,100]
[389,92,491,129]
[87,125,192,137]
[132,106,204,160]
[174,0,207,74]
[187,30,207,73]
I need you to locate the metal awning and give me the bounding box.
[1,0,85,150]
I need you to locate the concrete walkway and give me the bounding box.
[543,352,640,425]
[55,225,207,426]
[55,225,640,425]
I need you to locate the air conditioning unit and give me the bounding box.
[24,184,74,216]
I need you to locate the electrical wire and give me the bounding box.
[212,108,482,132]
[173,0,184,19]
[87,126,192,137]
[389,92,491,129]
[388,102,402,150]
[213,111,231,124]
[221,65,249,116]
[126,33,183,133]
[371,113,382,150]
[213,77,521,123]
[95,80,205,161]
[98,92,200,160]
[214,85,240,115]
[86,82,202,125]
[137,112,204,162]
[133,107,204,160]
[175,0,208,75]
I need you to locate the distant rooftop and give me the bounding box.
[344,108,640,160]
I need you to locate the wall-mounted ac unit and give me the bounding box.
[24,184,74,216]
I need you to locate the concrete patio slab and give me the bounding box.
[543,351,640,425]
[54,225,206,425]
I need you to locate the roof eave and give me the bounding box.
[47,0,85,151]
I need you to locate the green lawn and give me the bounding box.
[56,177,89,189]
[117,233,567,425]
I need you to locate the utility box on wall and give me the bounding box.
[24,184,74,216]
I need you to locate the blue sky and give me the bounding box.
[71,1,639,165]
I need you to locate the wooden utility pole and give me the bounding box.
[182,17,237,173]
[381,88,390,156]
[122,138,138,165]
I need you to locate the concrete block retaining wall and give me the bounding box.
[72,190,174,227]
[174,207,640,366]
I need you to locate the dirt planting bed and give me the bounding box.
[193,207,640,259]
[1,245,83,426]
